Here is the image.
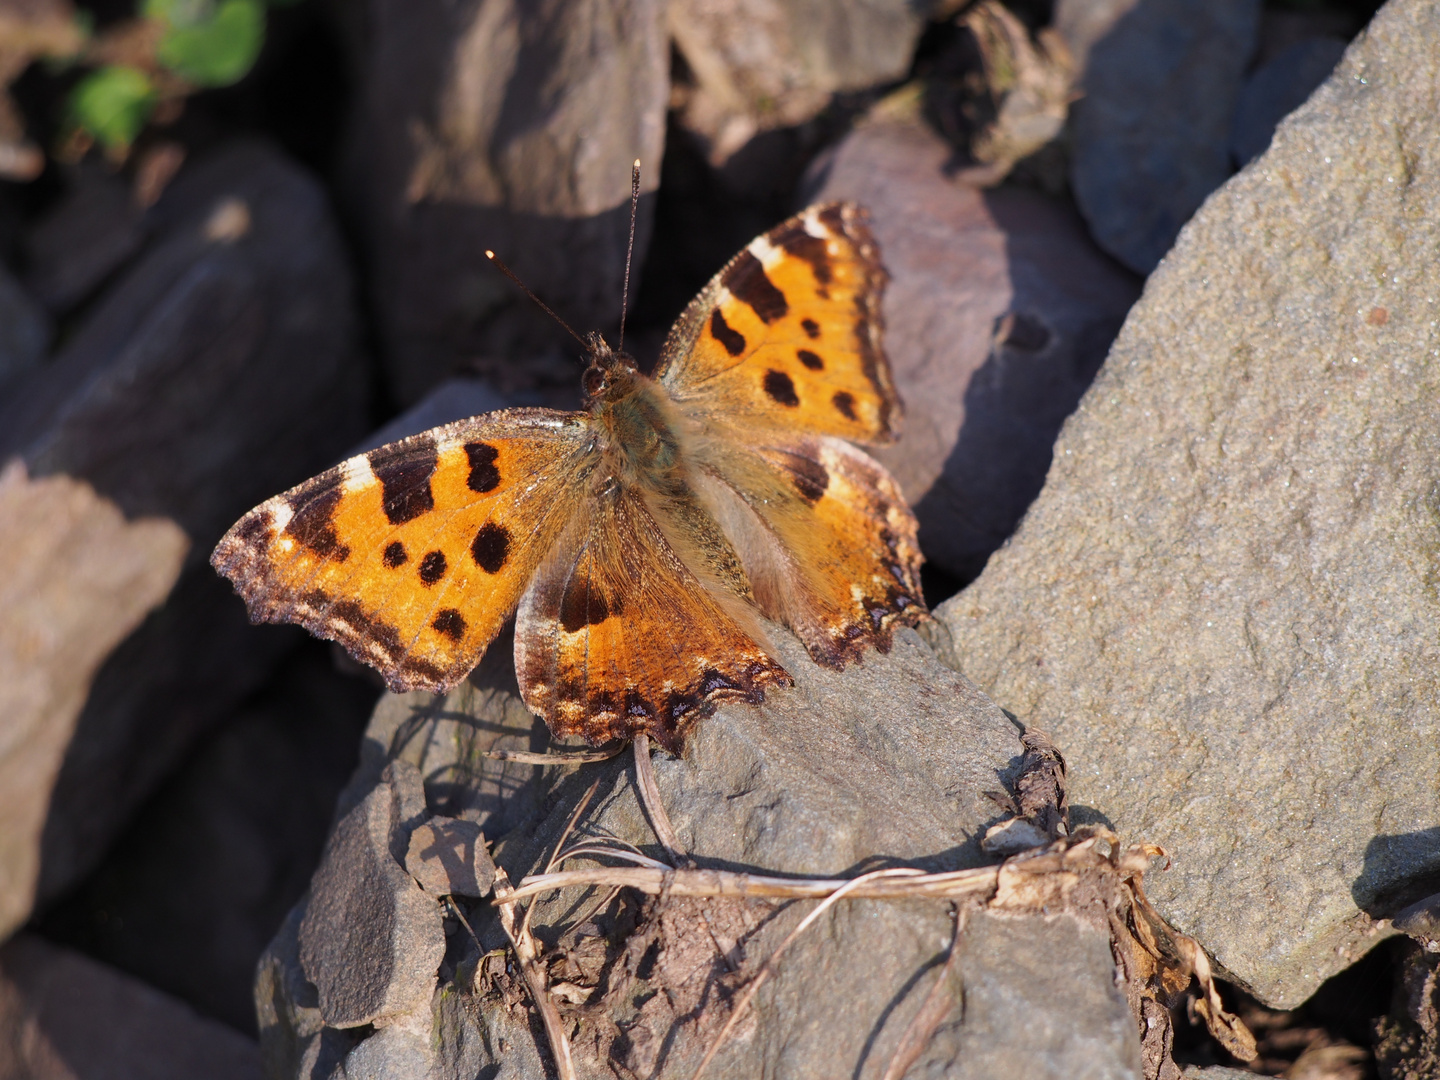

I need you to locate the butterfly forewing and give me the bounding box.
[211,409,595,693]
[656,202,898,446]
[514,485,791,749]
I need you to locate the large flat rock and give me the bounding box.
[936,0,1440,1009]
[258,629,1147,1078]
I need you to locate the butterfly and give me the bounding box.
[211,202,927,750]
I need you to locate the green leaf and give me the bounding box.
[69,66,157,151]
[155,0,265,87]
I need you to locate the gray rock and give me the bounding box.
[1181,1068,1255,1080]
[935,0,1440,1009]
[916,911,1142,1079]
[336,0,669,405]
[0,932,262,1079]
[807,116,1140,579]
[1062,0,1261,273]
[299,760,445,1029]
[0,140,368,925]
[260,626,1156,1077]
[0,463,187,941]
[405,817,495,899]
[670,0,927,167]
[256,905,360,1080]
[0,264,48,386]
[1230,37,1348,166]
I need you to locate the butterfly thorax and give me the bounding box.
[584,336,690,498]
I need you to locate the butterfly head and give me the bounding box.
[581,331,640,405]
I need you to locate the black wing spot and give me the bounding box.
[710,309,747,356]
[770,221,834,286]
[383,541,408,567]
[371,439,438,525]
[801,318,821,340]
[286,488,350,562]
[465,442,501,493]
[763,369,800,407]
[432,608,466,641]
[418,550,447,585]
[726,251,788,323]
[832,390,857,420]
[560,584,619,633]
[797,349,824,371]
[471,522,510,573]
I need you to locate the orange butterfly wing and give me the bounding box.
[690,429,925,669]
[514,484,790,749]
[211,410,594,693]
[655,202,898,445]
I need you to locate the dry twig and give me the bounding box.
[483,745,625,766]
[493,863,577,1080]
[633,733,688,865]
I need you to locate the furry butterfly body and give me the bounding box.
[212,202,926,749]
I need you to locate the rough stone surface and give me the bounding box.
[1230,37,1347,166]
[0,933,262,1080]
[0,462,187,941]
[1062,0,1260,273]
[405,817,494,899]
[298,760,445,1029]
[807,115,1140,578]
[915,911,1142,1079]
[337,0,669,404]
[936,0,1440,1009]
[0,263,48,386]
[0,140,368,920]
[1181,1068,1254,1080]
[669,0,927,167]
[260,628,1148,1078]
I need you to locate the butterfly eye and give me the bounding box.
[583,368,607,397]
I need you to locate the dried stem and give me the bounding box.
[691,867,929,1080]
[493,864,576,1080]
[483,746,624,766]
[509,861,1004,904]
[880,905,968,1080]
[633,733,688,866]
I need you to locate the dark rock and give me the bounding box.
[298,760,445,1028]
[34,645,378,1035]
[22,163,145,313]
[335,0,669,405]
[0,264,48,386]
[0,461,188,940]
[1395,894,1440,947]
[936,0,1439,1009]
[0,933,262,1079]
[1374,941,1440,1080]
[0,140,367,932]
[259,626,1159,1077]
[807,114,1140,579]
[1060,0,1261,273]
[1230,37,1348,166]
[405,817,495,899]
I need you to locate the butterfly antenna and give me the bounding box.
[617,158,641,354]
[484,250,587,350]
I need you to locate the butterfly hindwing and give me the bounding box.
[656,202,898,445]
[690,428,926,669]
[514,485,792,749]
[211,409,595,693]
